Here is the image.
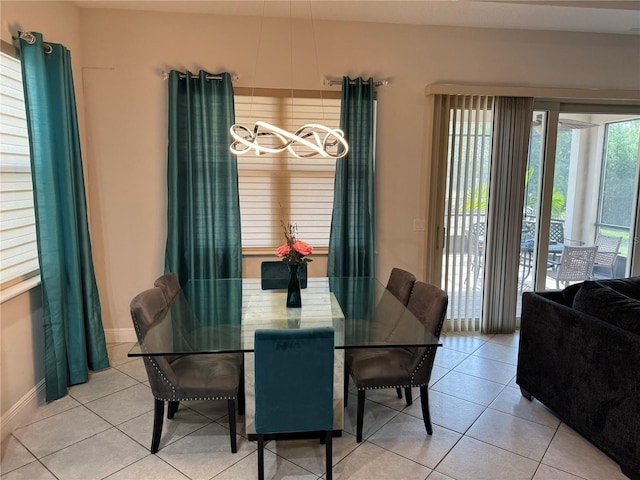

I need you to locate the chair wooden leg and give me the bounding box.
[228,399,237,453]
[325,430,333,480]
[151,399,164,454]
[257,434,265,480]
[395,387,403,399]
[420,385,433,435]
[167,401,179,419]
[356,390,365,443]
[404,387,413,406]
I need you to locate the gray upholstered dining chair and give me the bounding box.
[254,327,335,480]
[344,268,416,406]
[154,272,182,304]
[385,267,416,307]
[345,281,448,442]
[130,283,244,454]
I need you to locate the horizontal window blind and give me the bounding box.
[0,51,39,289]
[235,94,340,249]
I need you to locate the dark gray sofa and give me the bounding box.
[517,277,640,480]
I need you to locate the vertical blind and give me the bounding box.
[440,95,494,331]
[0,51,39,289]
[235,93,340,249]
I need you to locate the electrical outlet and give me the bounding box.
[413,219,425,232]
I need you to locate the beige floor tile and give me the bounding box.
[466,408,555,461]
[156,423,256,480]
[107,342,138,367]
[40,427,149,480]
[117,407,214,452]
[542,424,628,480]
[114,357,149,383]
[427,472,456,480]
[68,368,138,404]
[265,433,358,476]
[0,435,36,474]
[213,449,319,480]
[533,464,585,480]
[342,392,400,441]
[103,454,190,480]
[454,355,517,384]
[489,333,520,348]
[489,386,560,429]
[472,342,519,365]
[430,371,504,406]
[429,365,449,386]
[0,460,58,480]
[433,347,469,370]
[12,406,110,458]
[368,413,462,469]
[332,442,432,480]
[437,436,538,480]
[439,335,490,354]
[16,394,80,428]
[403,389,485,434]
[85,383,154,425]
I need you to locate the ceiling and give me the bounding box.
[74,0,640,35]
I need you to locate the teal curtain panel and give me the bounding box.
[165,70,242,282]
[327,76,375,277]
[18,32,109,402]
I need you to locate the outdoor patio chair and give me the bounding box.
[593,234,622,278]
[547,246,598,289]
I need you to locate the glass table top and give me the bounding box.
[128,277,441,356]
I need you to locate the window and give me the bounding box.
[597,118,640,256]
[234,90,341,251]
[0,50,39,289]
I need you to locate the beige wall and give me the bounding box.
[1,0,639,435]
[76,7,640,339]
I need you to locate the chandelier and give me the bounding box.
[229,2,348,160]
[230,121,348,159]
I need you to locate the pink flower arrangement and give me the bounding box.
[276,221,313,264]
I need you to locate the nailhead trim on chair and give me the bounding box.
[356,383,427,391]
[144,356,237,401]
[354,346,435,391]
[154,395,236,401]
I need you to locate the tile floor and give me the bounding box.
[1,333,629,480]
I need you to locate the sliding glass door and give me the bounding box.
[517,107,640,308]
[432,95,639,329]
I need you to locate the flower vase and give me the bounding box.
[286,263,302,308]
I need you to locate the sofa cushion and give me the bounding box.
[573,281,640,336]
[561,282,582,305]
[595,276,640,301]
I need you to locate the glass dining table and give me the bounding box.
[128,276,441,435]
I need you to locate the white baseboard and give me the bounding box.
[104,327,137,344]
[1,380,45,442]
